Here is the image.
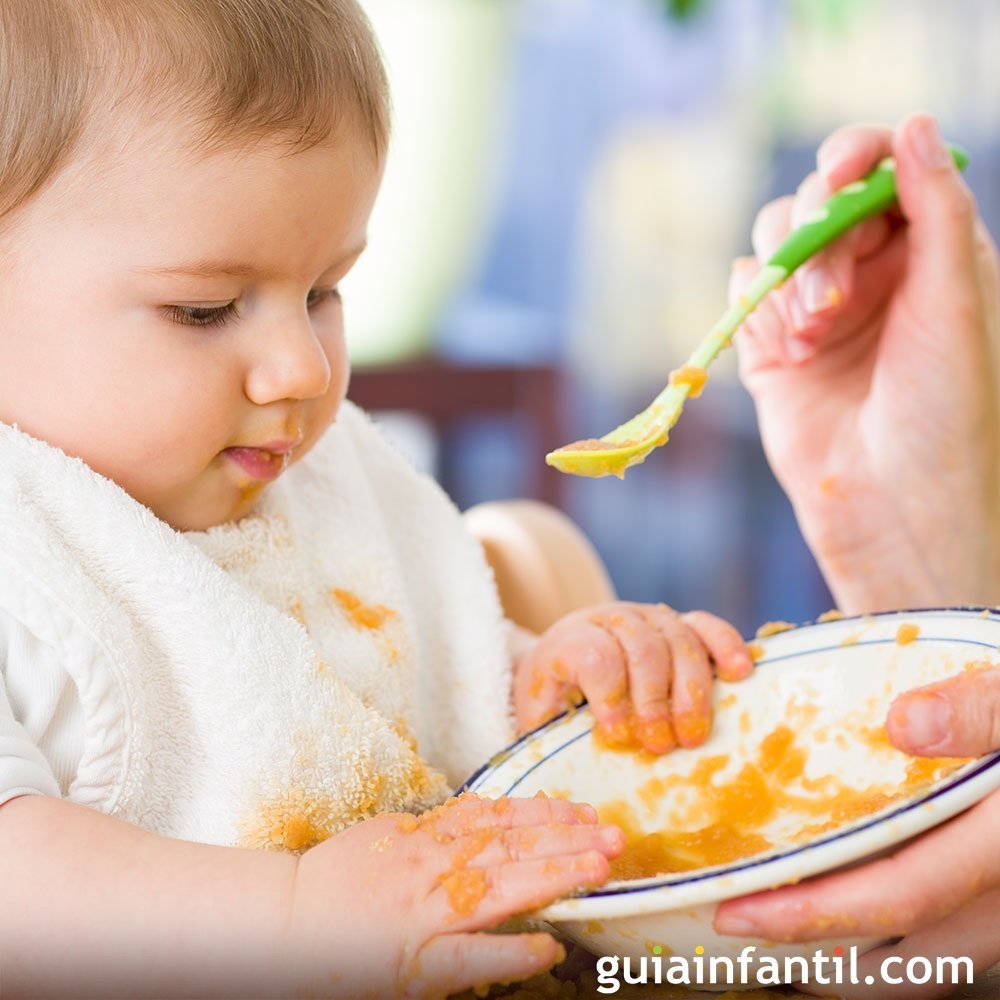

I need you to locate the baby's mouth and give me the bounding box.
[222,440,297,482]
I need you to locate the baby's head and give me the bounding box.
[0,0,388,530]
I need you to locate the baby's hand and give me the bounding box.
[289,794,622,998]
[514,602,752,753]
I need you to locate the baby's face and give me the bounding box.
[0,117,380,530]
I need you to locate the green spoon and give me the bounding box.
[546,145,969,479]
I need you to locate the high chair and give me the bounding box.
[464,500,615,634]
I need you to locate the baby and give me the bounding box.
[0,2,752,996]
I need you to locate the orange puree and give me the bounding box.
[601,722,967,882]
[755,620,795,638]
[440,868,488,918]
[559,438,641,452]
[668,365,708,398]
[896,623,920,645]
[331,588,396,630]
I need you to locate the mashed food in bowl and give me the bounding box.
[600,722,965,881]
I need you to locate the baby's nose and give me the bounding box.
[244,320,333,404]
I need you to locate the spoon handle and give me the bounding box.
[767,145,968,276]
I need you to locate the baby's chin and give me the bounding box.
[142,425,329,532]
[145,476,274,533]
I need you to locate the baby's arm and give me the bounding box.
[1,794,298,997]
[1,791,620,997]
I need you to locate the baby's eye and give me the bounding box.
[165,302,239,328]
[307,287,341,310]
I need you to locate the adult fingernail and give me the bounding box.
[903,693,951,749]
[785,335,817,364]
[788,293,810,333]
[911,116,951,170]
[802,268,842,314]
[817,135,851,178]
[714,913,763,937]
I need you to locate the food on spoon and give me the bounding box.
[667,365,708,398]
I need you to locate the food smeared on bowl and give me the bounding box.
[599,717,965,881]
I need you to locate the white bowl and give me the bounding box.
[461,608,1000,991]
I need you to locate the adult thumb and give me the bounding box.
[891,112,981,298]
[886,664,1000,757]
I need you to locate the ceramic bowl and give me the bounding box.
[461,608,1000,991]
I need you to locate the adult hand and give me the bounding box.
[714,666,1000,998]
[731,112,1000,614]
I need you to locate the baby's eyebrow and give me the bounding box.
[133,243,368,280]
[136,260,264,279]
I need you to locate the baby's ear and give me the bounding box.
[464,500,615,634]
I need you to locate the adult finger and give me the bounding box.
[789,171,847,326]
[598,608,675,753]
[681,610,754,681]
[408,932,564,999]
[790,171,891,330]
[713,789,1000,941]
[797,886,1000,998]
[816,123,893,190]
[751,195,795,262]
[749,196,821,351]
[730,257,806,369]
[886,664,1000,757]
[892,113,981,307]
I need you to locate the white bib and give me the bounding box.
[0,403,513,849]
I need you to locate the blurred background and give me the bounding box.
[342,0,1000,636]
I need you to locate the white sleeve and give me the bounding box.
[0,614,66,805]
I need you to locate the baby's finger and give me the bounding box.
[638,604,713,749]
[424,794,597,839]
[514,650,575,733]
[433,851,610,932]
[408,932,564,999]
[468,823,624,868]
[681,610,753,681]
[597,608,675,753]
[560,622,631,745]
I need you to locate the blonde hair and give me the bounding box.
[0,0,389,223]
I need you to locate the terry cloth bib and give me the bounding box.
[0,402,513,850]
